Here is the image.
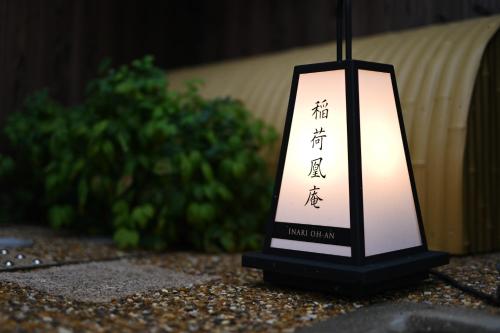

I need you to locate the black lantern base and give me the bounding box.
[242,250,449,296]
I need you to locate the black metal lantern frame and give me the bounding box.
[242,0,449,296]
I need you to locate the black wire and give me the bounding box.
[429,269,500,307]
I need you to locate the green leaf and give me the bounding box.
[241,234,263,250]
[180,155,192,180]
[101,140,114,158]
[215,183,233,201]
[187,202,215,228]
[70,158,85,179]
[231,161,245,178]
[201,162,213,181]
[113,228,140,248]
[0,155,14,177]
[115,80,134,94]
[153,158,172,176]
[92,120,109,136]
[77,179,88,208]
[131,204,155,229]
[112,200,129,217]
[48,205,74,229]
[116,175,133,196]
[220,232,236,252]
[45,174,60,192]
[117,134,129,152]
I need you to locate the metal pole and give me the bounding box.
[336,0,343,62]
[346,0,352,61]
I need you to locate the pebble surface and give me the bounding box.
[0,227,498,332]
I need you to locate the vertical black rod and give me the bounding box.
[336,0,343,62]
[345,0,352,61]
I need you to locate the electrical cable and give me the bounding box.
[429,266,500,307]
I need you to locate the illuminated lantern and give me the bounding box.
[242,0,449,295]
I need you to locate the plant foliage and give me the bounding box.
[0,56,277,251]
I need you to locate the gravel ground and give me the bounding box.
[0,227,499,332]
[0,252,498,332]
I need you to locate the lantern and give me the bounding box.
[242,0,449,295]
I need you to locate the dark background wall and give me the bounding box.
[1,0,500,124]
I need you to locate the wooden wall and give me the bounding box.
[1,0,500,124]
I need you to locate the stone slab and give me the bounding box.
[296,302,500,333]
[0,250,51,272]
[0,260,215,302]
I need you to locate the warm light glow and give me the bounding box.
[358,70,422,256]
[272,69,351,256]
[361,119,401,177]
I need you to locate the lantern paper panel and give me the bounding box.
[358,69,422,256]
[272,69,351,257]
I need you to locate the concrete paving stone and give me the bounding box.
[0,260,215,302]
[296,302,500,333]
[0,250,52,272]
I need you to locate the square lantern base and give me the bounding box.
[242,250,449,297]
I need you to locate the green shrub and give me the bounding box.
[0,56,277,252]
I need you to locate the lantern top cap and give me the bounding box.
[294,59,395,74]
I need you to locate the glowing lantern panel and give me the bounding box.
[358,69,422,256]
